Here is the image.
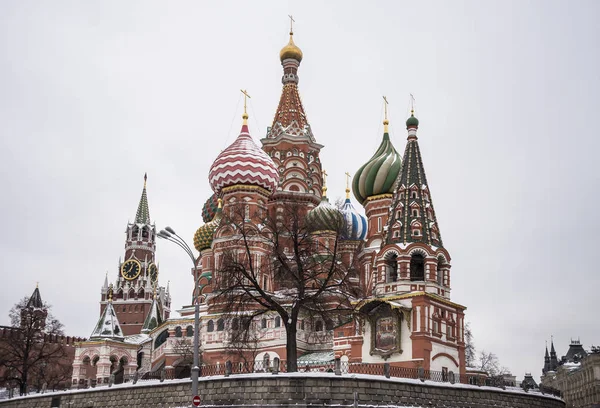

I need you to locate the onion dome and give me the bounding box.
[406,110,419,128]
[208,117,279,195]
[280,31,303,62]
[193,200,222,252]
[340,180,367,241]
[352,118,402,205]
[202,193,218,223]
[306,172,344,232]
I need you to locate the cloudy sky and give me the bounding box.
[1,0,598,380]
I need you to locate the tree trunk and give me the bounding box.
[285,323,298,372]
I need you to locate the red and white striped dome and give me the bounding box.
[209,124,279,194]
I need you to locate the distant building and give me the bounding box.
[70,175,171,387]
[0,287,84,393]
[541,339,600,407]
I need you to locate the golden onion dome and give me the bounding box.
[279,32,303,62]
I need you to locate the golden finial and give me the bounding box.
[36,281,39,288]
[280,16,303,62]
[108,284,114,302]
[144,173,147,189]
[321,169,328,197]
[383,96,389,133]
[410,93,415,116]
[217,198,223,209]
[240,89,251,125]
[345,172,351,199]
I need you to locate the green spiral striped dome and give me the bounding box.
[306,196,344,233]
[352,132,402,205]
[193,206,222,252]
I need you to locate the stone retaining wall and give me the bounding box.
[0,373,565,408]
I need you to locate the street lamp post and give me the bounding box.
[158,227,200,405]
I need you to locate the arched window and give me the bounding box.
[386,253,398,283]
[263,353,271,370]
[437,259,444,286]
[231,318,239,331]
[186,326,193,337]
[261,318,267,329]
[411,191,418,199]
[217,318,225,331]
[315,321,324,332]
[142,227,149,239]
[175,326,182,337]
[274,316,281,328]
[410,253,425,281]
[207,320,214,333]
[154,330,169,348]
[132,226,140,239]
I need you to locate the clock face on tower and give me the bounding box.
[121,259,141,280]
[148,263,158,284]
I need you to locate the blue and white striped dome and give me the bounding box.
[340,197,367,241]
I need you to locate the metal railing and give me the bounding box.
[63,360,563,399]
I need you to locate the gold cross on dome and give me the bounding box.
[288,15,295,34]
[383,96,389,121]
[345,172,351,189]
[240,89,251,115]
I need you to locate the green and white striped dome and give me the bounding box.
[352,130,402,205]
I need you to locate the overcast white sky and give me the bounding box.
[1,0,598,381]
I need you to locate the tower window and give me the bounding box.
[411,191,418,199]
[411,209,419,217]
[410,253,425,281]
[207,320,214,333]
[261,318,267,329]
[386,253,398,283]
[175,326,182,337]
[315,320,324,332]
[217,318,225,331]
[275,316,281,328]
[377,217,382,232]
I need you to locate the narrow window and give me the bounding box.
[275,316,281,328]
[410,253,425,281]
[386,254,398,283]
[207,320,214,333]
[377,217,382,232]
[217,318,225,331]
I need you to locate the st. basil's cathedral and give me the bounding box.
[71,25,467,386]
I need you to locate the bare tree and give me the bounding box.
[171,338,194,378]
[225,317,265,372]
[477,350,509,377]
[212,201,363,372]
[0,297,70,395]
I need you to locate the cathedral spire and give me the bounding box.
[26,285,44,309]
[261,21,323,204]
[267,22,313,141]
[385,107,443,247]
[135,173,151,224]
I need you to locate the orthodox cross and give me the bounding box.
[240,89,251,116]
[345,172,351,189]
[410,93,415,113]
[288,15,295,33]
[383,96,389,121]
